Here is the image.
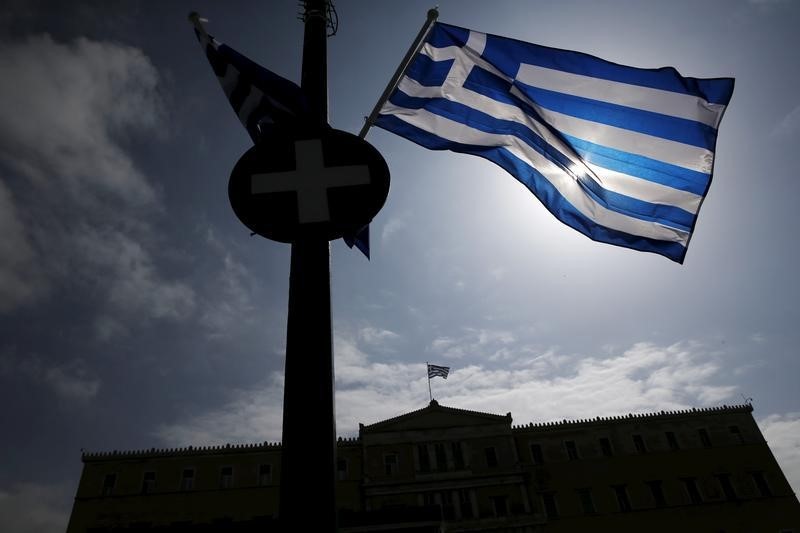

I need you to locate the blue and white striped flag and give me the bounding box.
[376,22,734,263]
[427,364,450,379]
[193,25,310,143]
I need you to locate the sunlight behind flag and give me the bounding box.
[375,22,734,263]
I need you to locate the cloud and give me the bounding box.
[358,326,399,346]
[0,33,198,334]
[771,103,800,140]
[0,180,45,310]
[71,226,195,321]
[381,215,408,244]
[198,229,258,339]
[759,412,800,493]
[428,327,516,359]
[0,482,71,533]
[156,338,741,446]
[154,373,285,445]
[1,352,100,402]
[0,34,161,206]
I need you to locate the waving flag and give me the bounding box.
[191,14,370,257]
[427,364,450,379]
[375,22,734,263]
[192,20,310,142]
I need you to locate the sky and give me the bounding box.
[1,0,799,530]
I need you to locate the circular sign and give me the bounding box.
[229,128,390,243]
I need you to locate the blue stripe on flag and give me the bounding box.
[479,31,735,104]
[375,114,689,262]
[406,53,454,88]
[564,135,711,196]
[389,89,694,230]
[516,83,719,150]
[427,24,469,48]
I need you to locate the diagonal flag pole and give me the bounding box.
[359,8,438,140]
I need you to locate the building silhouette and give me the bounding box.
[67,401,800,532]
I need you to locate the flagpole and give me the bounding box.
[280,0,336,531]
[426,362,432,402]
[358,8,438,139]
[187,12,209,40]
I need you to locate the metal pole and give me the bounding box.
[427,362,432,402]
[279,0,336,531]
[359,8,439,139]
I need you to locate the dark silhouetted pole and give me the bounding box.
[279,0,337,531]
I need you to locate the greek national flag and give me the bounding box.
[427,364,450,379]
[193,28,310,143]
[193,23,370,258]
[376,22,734,263]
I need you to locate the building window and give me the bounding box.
[337,458,348,480]
[681,477,703,504]
[258,464,271,486]
[484,447,498,468]
[219,466,233,489]
[102,473,116,496]
[698,428,712,448]
[613,485,632,512]
[384,453,399,476]
[716,473,737,501]
[665,431,680,450]
[141,471,156,494]
[599,437,613,457]
[729,425,744,444]
[417,444,430,472]
[541,492,559,519]
[577,488,596,514]
[458,489,474,518]
[422,491,438,507]
[646,480,666,507]
[434,442,447,471]
[564,440,579,461]
[491,495,508,517]
[751,471,772,497]
[530,443,544,464]
[181,468,195,491]
[632,434,647,454]
[452,442,465,469]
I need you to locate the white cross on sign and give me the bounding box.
[251,139,371,224]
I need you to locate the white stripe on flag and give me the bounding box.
[381,102,690,245]
[237,86,263,124]
[420,37,714,174]
[521,96,714,174]
[586,163,702,215]
[516,63,727,128]
[395,75,700,213]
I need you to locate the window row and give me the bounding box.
[538,470,773,519]
[529,425,745,464]
[382,443,503,476]
[100,464,273,496]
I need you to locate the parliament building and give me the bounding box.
[67,401,800,532]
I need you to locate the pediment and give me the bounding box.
[360,400,511,434]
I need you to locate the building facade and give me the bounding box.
[67,402,800,532]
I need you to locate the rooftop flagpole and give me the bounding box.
[426,362,433,402]
[359,8,439,139]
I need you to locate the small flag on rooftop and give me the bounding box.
[374,21,734,263]
[427,363,450,379]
